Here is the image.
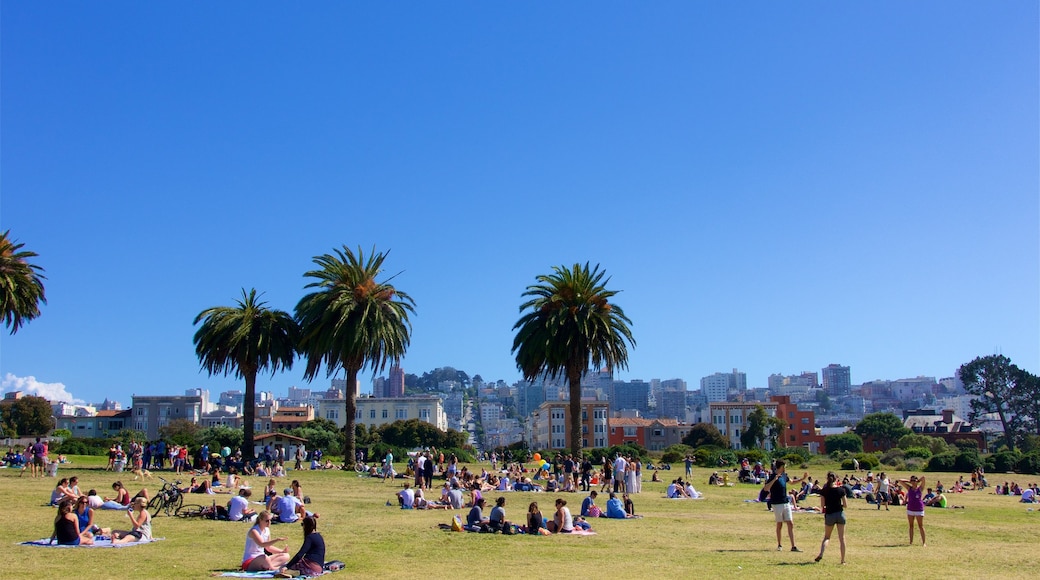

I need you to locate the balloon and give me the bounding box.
[532,453,541,463]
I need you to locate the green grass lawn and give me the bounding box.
[2,457,1035,579]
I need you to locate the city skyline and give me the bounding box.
[2,4,1037,407]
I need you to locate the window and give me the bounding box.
[395,409,407,419]
[624,427,637,437]
[582,411,588,420]
[801,417,809,424]
[369,409,376,419]
[594,424,604,433]
[327,409,339,420]
[582,425,588,434]
[788,412,794,419]
[420,408,430,419]
[382,409,388,419]
[653,429,663,437]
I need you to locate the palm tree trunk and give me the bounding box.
[568,367,583,455]
[243,371,257,461]
[344,367,359,465]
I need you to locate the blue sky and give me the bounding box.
[2,2,1037,407]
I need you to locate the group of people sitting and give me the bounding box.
[464,496,594,534]
[579,490,639,519]
[49,493,151,546]
[995,481,1038,502]
[666,478,703,499]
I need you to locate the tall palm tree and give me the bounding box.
[193,289,299,461]
[295,246,414,465]
[512,263,635,456]
[0,230,47,334]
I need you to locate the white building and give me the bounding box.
[708,400,780,450]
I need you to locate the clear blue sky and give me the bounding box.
[2,2,1037,407]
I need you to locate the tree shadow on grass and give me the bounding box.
[714,549,765,553]
[776,562,817,566]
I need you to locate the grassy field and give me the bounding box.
[2,456,1035,579]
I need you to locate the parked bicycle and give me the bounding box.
[147,476,184,517]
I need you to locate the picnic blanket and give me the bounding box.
[215,562,343,578]
[20,537,164,548]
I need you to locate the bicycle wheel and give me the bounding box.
[354,463,364,473]
[163,493,183,517]
[147,494,165,517]
[175,504,206,518]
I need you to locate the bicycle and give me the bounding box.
[175,503,210,519]
[147,477,184,517]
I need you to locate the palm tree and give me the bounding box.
[0,230,47,334]
[512,263,635,456]
[294,246,414,465]
[193,289,299,461]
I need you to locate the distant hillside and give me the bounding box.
[404,366,471,394]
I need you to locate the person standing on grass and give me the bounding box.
[814,471,847,564]
[897,475,927,546]
[764,459,809,552]
[876,472,891,511]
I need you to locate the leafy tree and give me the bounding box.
[959,355,1032,452]
[512,263,635,456]
[683,422,729,449]
[159,418,201,447]
[854,412,910,450]
[0,230,47,334]
[0,395,55,436]
[825,432,863,454]
[52,428,73,440]
[1014,369,1040,438]
[194,288,300,461]
[742,405,788,449]
[195,425,244,451]
[295,246,415,465]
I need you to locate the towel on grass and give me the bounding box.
[19,537,164,548]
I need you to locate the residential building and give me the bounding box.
[607,417,690,450]
[270,406,315,431]
[130,393,204,440]
[658,389,688,422]
[900,408,985,451]
[708,400,780,450]
[354,396,448,431]
[529,400,609,450]
[771,395,825,452]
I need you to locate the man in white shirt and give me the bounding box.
[614,455,628,493]
[398,482,415,509]
[877,473,891,511]
[228,488,257,521]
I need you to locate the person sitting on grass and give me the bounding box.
[228,488,258,522]
[51,499,94,546]
[466,497,489,531]
[547,498,576,533]
[623,494,639,517]
[489,496,512,532]
[605,493,632,519]
[580,491,600,517]
[112,497,152,544]
[276,515,324,578]
[397,482,416,509]
[271,488,307,524]
[101,481,147,510]
[525,501,551,535]
[74,495,104,536]
[241,511,290,572]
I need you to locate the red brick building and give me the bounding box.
[771,395,826,453]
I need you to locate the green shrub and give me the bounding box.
[902,447,932,460]
[825,433,863,454]
[925,453,957,471]
[904,458,924,471]
[898,434,951,455]
[953,438,980,452]
[953,449,982,472]
[880,448,905,466]
[661,450,683,464]
[776,446,812,464]
[985,451,1020,473]
[1015,451,1040,475]
[854,453,880,469]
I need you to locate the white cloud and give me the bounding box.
[1,373,84,404]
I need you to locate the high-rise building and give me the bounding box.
[388,364,406,398]
[332,378,360,399]
[700,369,746,402]
[610,380,650,416]
[821,364,851,396]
